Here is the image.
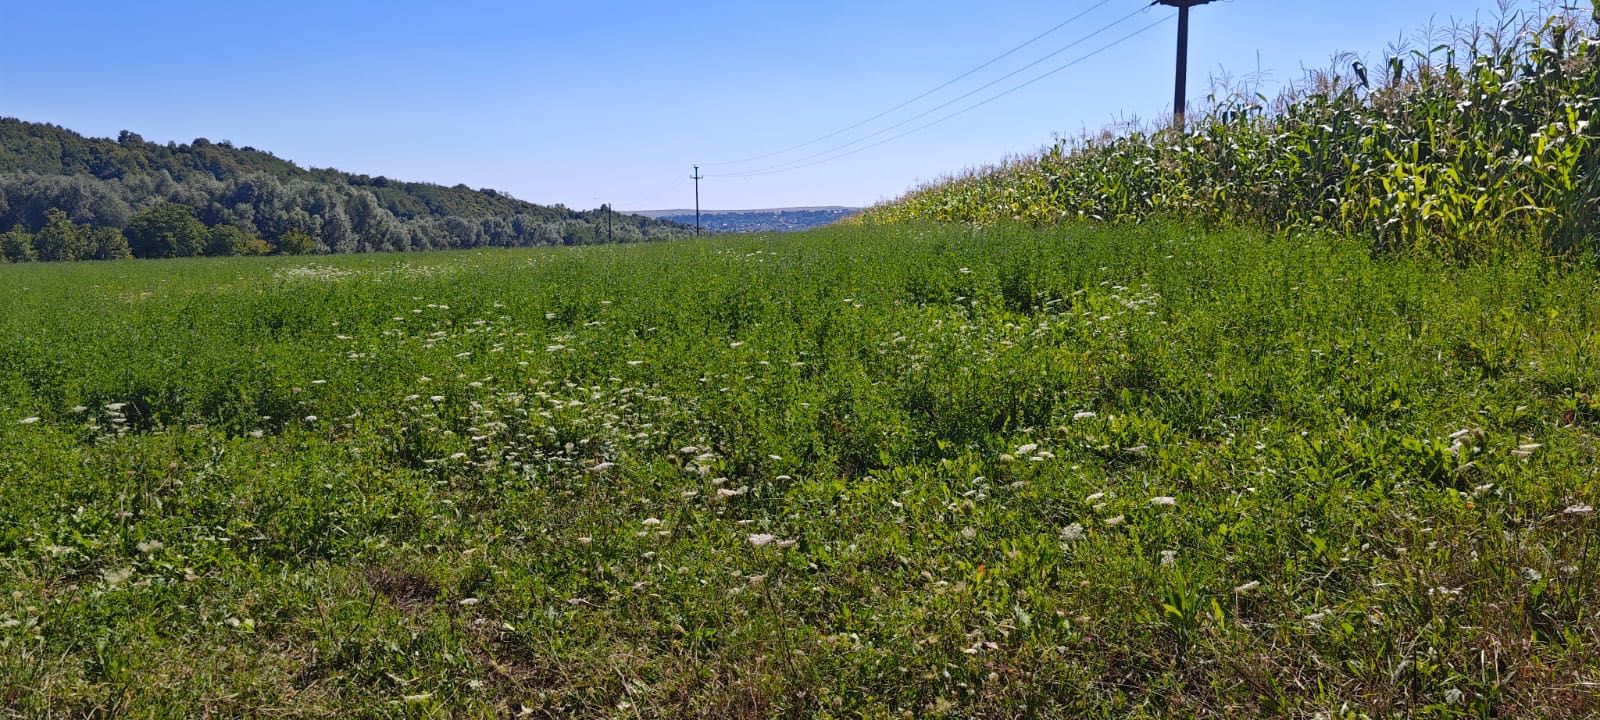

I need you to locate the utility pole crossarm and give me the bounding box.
[1152,0,1219,131]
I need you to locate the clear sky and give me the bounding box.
[3,0,1516,211]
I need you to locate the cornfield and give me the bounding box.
[865,3,1600,260]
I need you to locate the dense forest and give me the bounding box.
[0,118,690,261]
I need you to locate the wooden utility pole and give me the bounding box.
[690,165,704,236]
[1154,0,1217,131]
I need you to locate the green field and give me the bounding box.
[3,223,1599,718]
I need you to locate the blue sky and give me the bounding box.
[3,0,1514,210]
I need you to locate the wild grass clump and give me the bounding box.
[865,3,1600,261]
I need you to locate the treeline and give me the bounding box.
[865,4,1599,260]
[0,204,317,263]
[0,119,690,261]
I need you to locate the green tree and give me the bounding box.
[242,235,273,256]
[275,230,317,255]
[205,224,257,257]
[86,226,132,260]
[126,203,207,258]
[0,225,35,262]
[33,208,89,262]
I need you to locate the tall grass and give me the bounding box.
[865,2,1600,260]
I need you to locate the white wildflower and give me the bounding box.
[1149,496,1177,507]
[1060,523,1086,541]
[1563,504,1594,516]
[18,416,40,425]
[641,518,662,527]
[1159,550,1177,566]
[1104,515,1126,527]
[747,533,777,547]
[1072,411,1097,421]
[1233,581,1261,594]
[136,540,164,553]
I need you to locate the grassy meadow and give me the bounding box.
[2,222,1599,717]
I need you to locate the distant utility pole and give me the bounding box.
[690,165,704,236]
[603,203,613,243]
[1154,0,1217,131]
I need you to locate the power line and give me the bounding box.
[712,7,1157,179]
[717,15,1172,180]
[703,0,1118,167]
[619,179,684,212]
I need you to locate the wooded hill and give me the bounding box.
[0,118,689,260]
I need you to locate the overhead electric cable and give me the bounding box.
[708,6,1153,179]
[717,14,1172,180]
[619,179,684,212]
[703,0,1118,167]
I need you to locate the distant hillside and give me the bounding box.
[637,207,859,233]
[0,118,690,259]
